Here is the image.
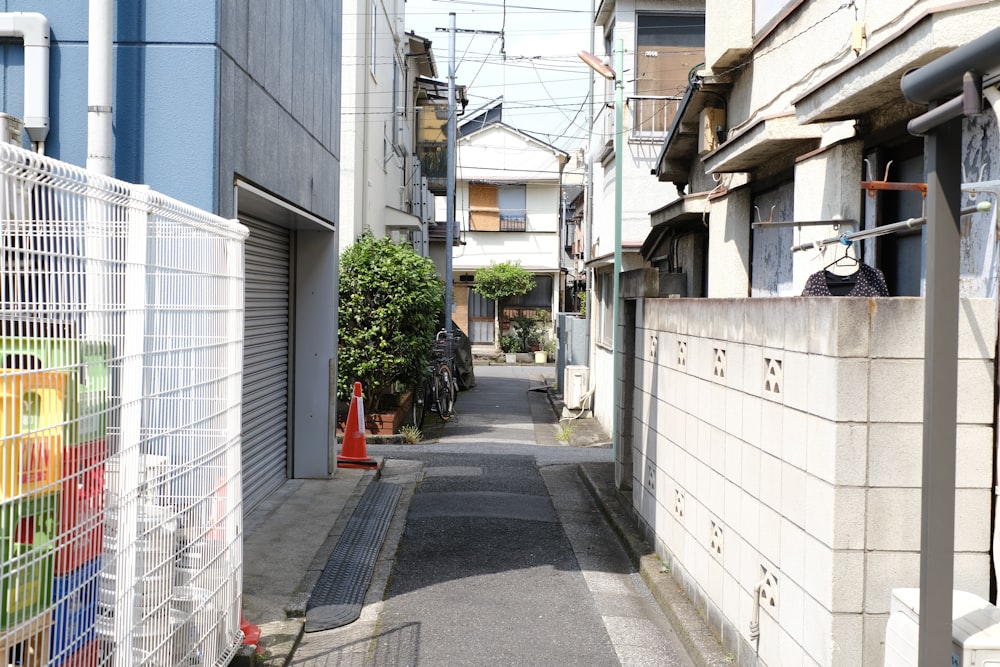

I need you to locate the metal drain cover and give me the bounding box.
[305,480,402,632]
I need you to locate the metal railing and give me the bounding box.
[0,143,247,667]
[629,95,683,140]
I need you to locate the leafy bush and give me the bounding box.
[338,233,444,411]
[500,334,522,353]
[473,261,535,302]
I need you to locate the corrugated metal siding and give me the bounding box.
[240,215,292,511]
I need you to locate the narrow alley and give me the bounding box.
[244,365,700,666]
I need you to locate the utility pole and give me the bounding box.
[445,12,456,334]
[438,17,504,335]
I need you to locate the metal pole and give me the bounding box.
[445,12,456,334]
[584,0,595,322]
[917,116,961,667]
[611,38,623,466]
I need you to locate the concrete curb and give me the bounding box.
[577,463,732,667]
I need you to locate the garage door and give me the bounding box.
[240,215,292,511]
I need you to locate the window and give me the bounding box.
[866,144,925,296]
[754,0,798,36]
[596,269,614,347]
[469,183,527,231]
[633,13,705,137]
[510,275,553,308]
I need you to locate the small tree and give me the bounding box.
[338,233,444,411]
[472,261,535,349]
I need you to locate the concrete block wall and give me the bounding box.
[631,296,996,666]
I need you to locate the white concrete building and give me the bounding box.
[586,0,706,430]
[434,119,568,348]
[618,1,1000,665]
[340,0,437,253]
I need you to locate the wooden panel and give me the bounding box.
[469,183,500,231]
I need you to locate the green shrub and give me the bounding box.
[500,334,522,353]
[338,233,444,411]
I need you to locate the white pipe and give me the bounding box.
[0,12,49,147]
[87,0,113,176]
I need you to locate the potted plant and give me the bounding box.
[543,336,557,363]
[510,313,544,352]
[338,233,443,433]
[500,334,521,364]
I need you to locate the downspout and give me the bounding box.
[87,0,113,176]
[0,12,50,153]
[984,84,1000,599]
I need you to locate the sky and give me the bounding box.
[403,0,595,152]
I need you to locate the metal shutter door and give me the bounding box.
[240,215,291,511]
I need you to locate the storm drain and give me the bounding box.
[304,480,402,632]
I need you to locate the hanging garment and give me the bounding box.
[801,263,890,297]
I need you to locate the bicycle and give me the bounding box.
[410,330,457,427]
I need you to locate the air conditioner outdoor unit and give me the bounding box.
[885,588,1000,666]
[564,365,589,410]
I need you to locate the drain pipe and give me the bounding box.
[87,0,113,176]
[0,12,49,153]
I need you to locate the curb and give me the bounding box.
[577,463,732,667]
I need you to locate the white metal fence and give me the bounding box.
[0,143,248,666]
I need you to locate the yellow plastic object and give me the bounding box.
[0,371,69,500]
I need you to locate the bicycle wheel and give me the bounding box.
[410,380,427,427]
[436,364,454,420]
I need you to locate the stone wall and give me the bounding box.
[630,296,996,665]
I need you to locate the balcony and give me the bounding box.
[629,95,683,142]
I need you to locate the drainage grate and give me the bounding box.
[304,480,402,632]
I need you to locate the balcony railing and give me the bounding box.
[629,95,683,141]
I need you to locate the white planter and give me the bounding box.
[534,351,547,364]
[505,353,517,364]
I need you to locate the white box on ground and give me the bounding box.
[886,588,1000,666]
[564,365,589,410]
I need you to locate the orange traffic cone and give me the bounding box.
[338,382,378,469]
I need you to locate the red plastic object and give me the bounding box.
[241,612,263,653]
[56,439,106,575]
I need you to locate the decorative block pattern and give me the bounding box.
[759,564,779,611]
[710,520,723,559]
[763,357,782,397]
[713,347,727,380]
[677,340,687,369]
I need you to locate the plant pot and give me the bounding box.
[534,350,547,364]
[505,353,517,364]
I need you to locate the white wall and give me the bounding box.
[630,297,996,666]
[339,0,410,252]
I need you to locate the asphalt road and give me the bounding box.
[290,365,696,666]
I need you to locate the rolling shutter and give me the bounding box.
[240,215,292,511]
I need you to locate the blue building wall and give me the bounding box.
[0,0,341,221]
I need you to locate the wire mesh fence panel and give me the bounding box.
[0,144,248,667]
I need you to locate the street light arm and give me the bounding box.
[578,49,616,80]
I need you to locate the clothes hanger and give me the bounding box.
[823,233,861,275]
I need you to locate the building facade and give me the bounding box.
[625,1,1000,664]
[0,2,343,510]
[438,120,567,348]
[587,0,706,430]
[340,0,439,255]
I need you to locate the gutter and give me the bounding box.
[0,12,49,151]
[652,80,698,179]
